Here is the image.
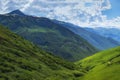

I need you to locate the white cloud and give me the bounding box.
[0,0,10,13]
[20,0,34,11]
[0,0,120,28]
[0,0,31,13]
[92,17,120,28]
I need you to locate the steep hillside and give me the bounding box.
[0,25,84,80]
[53,20,120,50]
[0,25,119,80]
[76,47,120,80]
[0,10,98,61]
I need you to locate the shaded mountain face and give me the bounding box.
[76,46,120,80]
[85,27,120,43]
[0,25,84,80]
[53,20,120,50]
[0,10,98,61]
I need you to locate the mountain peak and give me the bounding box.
[8,9,26,16]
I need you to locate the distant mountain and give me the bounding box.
[76,46,120,80]
[85,27,120,43]
[0,10,98,61]
[0,25,83,80]
[53,20,120,50]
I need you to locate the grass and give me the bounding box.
[76,47,120,80]
[0,25,84,80]
[0,25,120,80]
[24,27,57,33]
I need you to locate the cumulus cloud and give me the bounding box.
[0,0,31,13]
[0,0,9,13]
[0,0,120,28]
[20,0,34,11]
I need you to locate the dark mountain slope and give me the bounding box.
[53,20,120,50]
[76,46,120,80]
[0,25,84,80]
[0,10,98,61]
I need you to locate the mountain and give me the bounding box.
[53,20,120,50]
[85,27,120,43]
[76,46,120,80]
[6,9,26,16]
[0,10,98,61]
[0,25,119,80]
[0,25,85,80]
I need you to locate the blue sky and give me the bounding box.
[0,0,120,28]
[103,0,120,19]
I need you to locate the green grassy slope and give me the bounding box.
[76,47,120,80]
[0,25,84,80]
[0,12,98,61]
[0,25,119,80]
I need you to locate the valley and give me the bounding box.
[0,10,120,80]
[0,25,120,80]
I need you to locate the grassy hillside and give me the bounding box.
[76,47,120,80]
[0,25,119,80]
[0,10,98,61]
[0,25,84,80]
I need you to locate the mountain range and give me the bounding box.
[85,27,120,43]
[53,20,120,50]
[0,25,119,80]
[0,10,98,61]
